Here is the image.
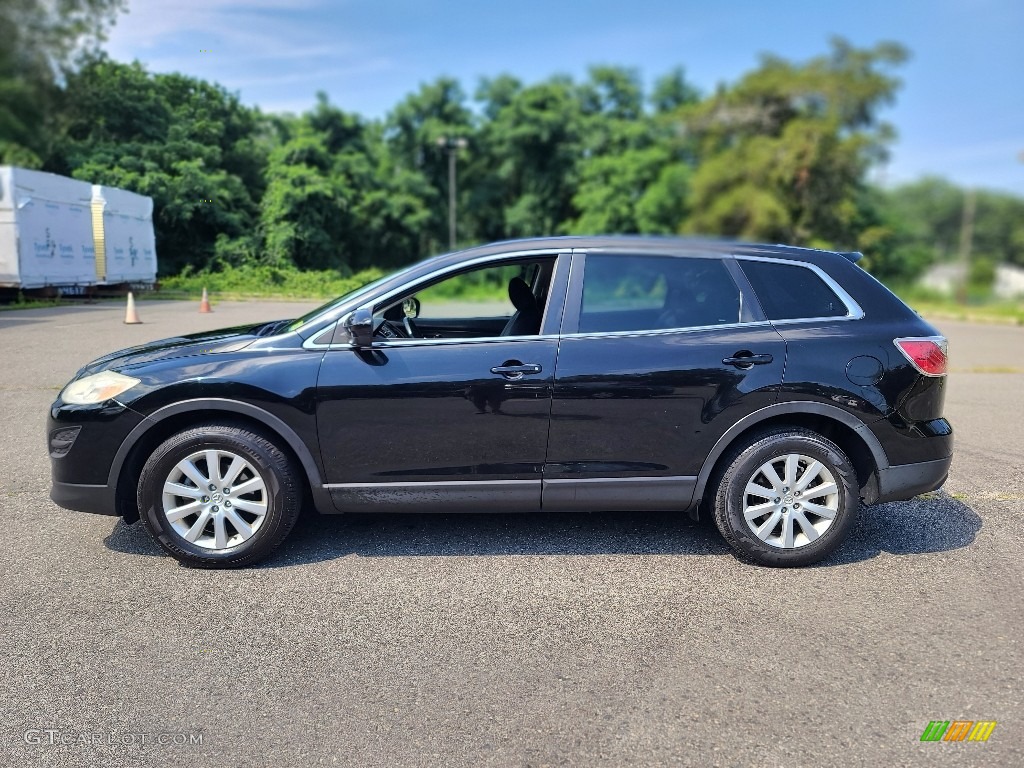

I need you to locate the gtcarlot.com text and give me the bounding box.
[24,729,203,746]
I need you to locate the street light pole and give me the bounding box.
[956,186,976,304]
[436,136,467,251]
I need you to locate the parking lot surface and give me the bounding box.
[1,299,1021,767]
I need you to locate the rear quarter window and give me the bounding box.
[740,260,848,320]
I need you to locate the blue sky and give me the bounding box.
[104,0,1024,194]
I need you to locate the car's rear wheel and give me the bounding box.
[137,423,302,568]
[713,428,858,567]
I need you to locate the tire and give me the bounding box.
[137,423,302,568]
[712,428,858,567]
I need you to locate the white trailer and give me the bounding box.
[92,183,158,285]
[0,166,157,289]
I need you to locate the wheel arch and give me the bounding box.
[110,398,329,522]
[693,402,888,513]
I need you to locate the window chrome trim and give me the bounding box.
[733,254,865,323]
[559,319,774,342]
[305,328,561,351]
[364,333,560,349]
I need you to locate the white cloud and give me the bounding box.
[102,0,400,115]
[106,0,341,61]
[110,1,319,36]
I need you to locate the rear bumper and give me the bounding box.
[50,481,116,516]
[875,455,952,503]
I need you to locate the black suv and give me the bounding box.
[49,237,952,568]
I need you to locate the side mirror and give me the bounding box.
[402,296,420,319]
[345,307,374,347]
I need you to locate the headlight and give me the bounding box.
[61,371,141,405]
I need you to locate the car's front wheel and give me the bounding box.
[713,428,858,567]
[137,423,302,568]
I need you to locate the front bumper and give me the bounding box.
[48,397,145,517]
[875,455,952,503]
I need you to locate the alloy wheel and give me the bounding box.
[741,453,839,549]
[161,449,268,551]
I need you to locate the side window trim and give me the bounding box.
[734,255,865,323]
[303,250,568,350]
[722,256,767,324]
[538,251,573,336]
[349,251,567,348]
[558,250,587,335]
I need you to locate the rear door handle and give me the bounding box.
[722,353,774,368]
[490,363,542,380]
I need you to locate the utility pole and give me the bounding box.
[956,187,976,304]
[436,136,467,251]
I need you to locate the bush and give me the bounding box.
[160,264,384,299]
[968,257,997,294]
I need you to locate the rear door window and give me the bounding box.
[739,260,848,320]
[579,254,741,333]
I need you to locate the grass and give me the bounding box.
[0,294,63,312]
[157,262,514,303]
[949,365,1023,374]
[891,285,1024,325]
[158,263,386,300]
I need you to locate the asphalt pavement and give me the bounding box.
[0,299,1020,767]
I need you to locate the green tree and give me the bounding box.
[259,96,431,272]
[0,0,125,166]
[385,78,473,252]
[568,66,697,235]
[54,58,267,274]
[968,189,1024,268]
[680,38,908,251]
[882,177,963,260]
[472,75,584,240]
[650,67,701,114]
[259,129,341,270]
[879,178,1024,277]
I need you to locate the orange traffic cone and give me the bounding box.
[199,286,213,313]
[124,291,142,324]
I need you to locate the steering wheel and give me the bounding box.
[375,320,409,340]
[403,316,420,338]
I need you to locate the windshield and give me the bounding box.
[285,262,423,333]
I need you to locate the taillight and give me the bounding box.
[894,337,948,376]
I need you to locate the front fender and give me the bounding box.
[108,398,334,516]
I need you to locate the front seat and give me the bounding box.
[500,277,542,336]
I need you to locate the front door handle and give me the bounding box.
[490,363,543,380]
[722,353,774,368]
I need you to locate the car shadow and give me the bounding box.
[818,491,982,566]
[102,492,981,568]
